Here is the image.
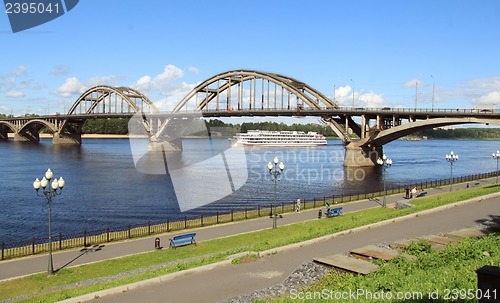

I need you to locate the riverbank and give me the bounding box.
[0,184,499,303]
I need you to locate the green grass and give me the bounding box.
[265,234,500,303]
[1,184,499,303]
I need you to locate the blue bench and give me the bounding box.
[169,233,196,249]
[326,207,343,217]
[416,191,428,198]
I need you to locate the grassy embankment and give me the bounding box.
[265,233,500,303]
[1,185,499,303]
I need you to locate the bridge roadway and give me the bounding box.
[1,180,498,302]
[1,106,499,121]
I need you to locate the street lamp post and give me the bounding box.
[350,79,355,107]
[377,154,392,207]
[492,150,500,184]
[445,151,458,192]
[267,157,284,229]
[33,168,65,275]
[431,75,435,111]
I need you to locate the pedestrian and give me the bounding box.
[411,186,417,199]
[296,198,301,212]
[325,201,331,216]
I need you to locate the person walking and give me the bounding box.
[296,198,301,212]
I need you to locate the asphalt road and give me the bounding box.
[90,194,499,303]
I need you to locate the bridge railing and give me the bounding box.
[1,107,497,122]
[0,171,498,261]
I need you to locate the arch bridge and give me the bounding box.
[155,69,500,166]
[1,70,500,167]
[0,85,159,144]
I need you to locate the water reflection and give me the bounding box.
[0,138,499,242]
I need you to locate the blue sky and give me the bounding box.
[1,0,499,117]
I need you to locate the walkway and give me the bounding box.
[0,179,497,301]
[84,191,499,303]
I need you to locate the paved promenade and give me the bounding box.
[0,179,498,303]
[81,192,499,303]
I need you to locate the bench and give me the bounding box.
[416,191,428,198]
[471,182,480,188]
[326,207,343,217]
[169,233,196,249]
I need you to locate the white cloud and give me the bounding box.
[188,66,200,74]
[13,65,26,76]
[5,91,25,98]
[358,92,384,107]
[52,75,124,97]
[0,65,37,99]
[130,64,200,103]
[87,75,125,87]
[476,91,500,105]
[403,79,423,88]
[50,65,70,76]
[132,64,185,94]
[445,75,500,106]
[330,85,385,108]
[53,77,86,97]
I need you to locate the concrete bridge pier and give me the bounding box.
[52,132,82,145]
[13,132,39,142]
[344,142,383,167]
[147,137,182,152]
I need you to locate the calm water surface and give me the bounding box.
[0,138,499,243]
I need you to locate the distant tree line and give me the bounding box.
[2,114,500,139]
[81,119,129,134]
[416,128,500,140]
[78,119,500,139]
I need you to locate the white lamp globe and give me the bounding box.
[58,177,65,189]
[40,177,48,188]
[45,168,53,180]
[33,178,41,190]
[51,178,59,190]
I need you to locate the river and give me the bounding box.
[0,138,498,243]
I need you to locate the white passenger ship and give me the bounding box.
[229,130,327,146]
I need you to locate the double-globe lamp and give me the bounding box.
[33,168,65,276]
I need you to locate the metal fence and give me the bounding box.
[1,171,496,261]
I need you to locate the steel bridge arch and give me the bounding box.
[362,117,500,146]
[67,85,159,116]
[173,70,338,112]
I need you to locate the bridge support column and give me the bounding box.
[344,142,383,167]
[52,132,82,145]
[13,132,39,142]
[0,132,8,141]
[148,138,182,152]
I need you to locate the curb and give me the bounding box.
[58,192,500,303]
[259,191,500,257]
[57,260,233,303]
